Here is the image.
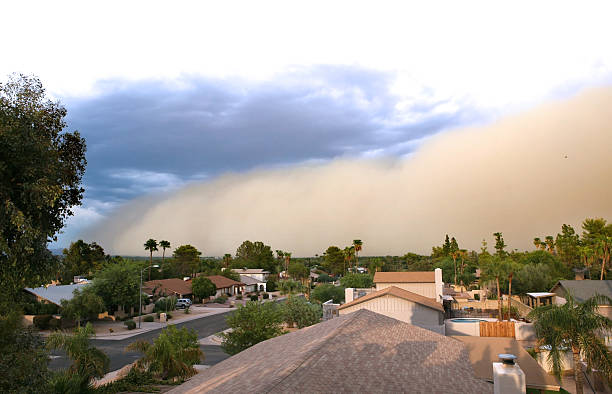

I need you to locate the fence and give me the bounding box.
[479,321,515,338]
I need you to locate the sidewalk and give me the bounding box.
[92,306,233,340]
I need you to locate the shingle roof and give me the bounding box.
[238,275,262,286]
[338,286,444,312]
[169,309,492,393]
[24,283,90,306]
[143,279,193,296]
[206,275,244,289]
[373,271,435,283]
[551,280,612,303]
[231,268,270,274]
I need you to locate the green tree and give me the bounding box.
[222,253,232,268]
[0,75,87,304]
[282,296,322,328]
[234,240,275,272]
[60,240,106,283]
[278,279,304,295]
[493,232,507,257]
[127,325,202,380]
[544,235,555,254]
[172,244,202,278]
[0,311,49,393]
[555,224,580,268]
[450,237,459,285]
[323,246,344,276]
[533,237,542,250]
[311,284,344,304]
[47,323,109,383]
[353,239,363,266]
[343,246,355,272]
[528,294,612,394]
[191,276,216,301]
[288,261,308,282]
[159,240,170,263]
[144,239,158,281]
[480,255,512,321]
[91,261,141,313]
[340,273,373,288]
[60,288,105,327]
[221,301,284,355]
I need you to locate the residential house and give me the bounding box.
[206,275,245,297]
[167,309,493,393]
[550,280,612,319]
[143,278,193,299]
[231,268,268,293]
[373,268,444,301]
[338,286,445,334]
[239,275,266,293]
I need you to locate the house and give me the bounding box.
[239,275,266,293]
[167,309,493,393]
[143,278,193,298]
[206,275,245,297]
[373,268,444,301]
[338,286,445,334]
[550,280,612,318]
[231,268,269,282]
[24,283,90,306]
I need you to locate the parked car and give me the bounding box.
[175,298,193,309]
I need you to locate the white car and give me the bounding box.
[175,298,193,309]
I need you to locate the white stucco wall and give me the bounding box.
[339,294,443,333]
[375,282,437,299]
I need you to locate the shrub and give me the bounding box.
[191,276,216,300]
[250,295,258,301]
[263,293,270,299]
[124,320,136,330]
[184,307,190,314]
[215,295,228,304]
[266,277,278,292]
[221,301,284,355]
[282,296,322,328]
[33,314,53,330]
[48,318,60,330]
[474,293,480,300]
[166,313,172,319]
[311,284,344,304]
[143,315,154,323]
[236,294,243,300]
[340,273,373,288]
[154,296,177,313]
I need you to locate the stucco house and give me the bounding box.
[373,268,444,301]
[143,278,193,298]
[551,280,612,319]
[231,268,269,282]
[338,285,445,334]
[206,275,245,297]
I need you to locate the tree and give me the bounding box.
[283,251,292,274]
[221,269,240,281]
[533,237,542,250]
[353,239,363,266]
[480,256,512,321]
[528,294,612,394]
[278,279,304,295]
[221,301,284,355]
[144,239,158,280]
[222,253,232,268]
[343,246,354,272]
[311,284,344,304]
[60,288,105,327]
[60,240,106,283]
[0,75,87,303]
[159,240,171,263]
[0,311,49,393]
[191,276,216,301]
[234,240,275,272]
[282,296,322,328]
[323,246,344,276]
[127,325,202,380]
[544,235,555,254]
[555,224,580,268]
[450,237,459,285]
[340,273,373,288]
[172,244,202,278]
[47,323,109,382]
[493,232,507,257]
[91,261,141,313]
[288,261,308,282]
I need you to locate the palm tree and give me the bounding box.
[159,240,171,263]
[47,323,109,382]
[284,252,292,275]
[343,246,354,273]
[223,253,232,268]
[507,271,513,321]
[533,237,541,250]
[528,294,612,394]
[353,240,363,269]
[596,236,612,280]
[481,256,511,321]
[545,236,555,254]
[144,239,158,280]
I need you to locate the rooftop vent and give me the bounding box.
[493,353,525,394]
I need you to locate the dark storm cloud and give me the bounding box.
[62,66,475,204]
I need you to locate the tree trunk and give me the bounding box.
[507,273,513,321]
[496,276,502,321]
[601,254,606,280]
[149,251,153,280]
[573,347,584,394]
[453,256,457,286]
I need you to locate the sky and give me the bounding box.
[2,1,612,255]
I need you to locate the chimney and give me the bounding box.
[434,268,443,303]
[345,288,354,303]
[493,354,526,394]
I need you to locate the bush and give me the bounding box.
[33,314,53,330]
[154,296,177,313]
[266,277,278,292]
[143,315,154,323]
[236,294,243,300]
[215,295,228,304]
[263,293,270,299]
[184,307,190,314]
[474,293,480,300]
[282,296,322,328]
[124,320,136,330]
[311,284,345,304]
[250,295,258,301]
[221,301,284,355]
[166,313,172,319]
[48,317,60,331]
[340,273,373,289]
[191,276,217,300]
[22,301,59,315]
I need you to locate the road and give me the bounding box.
[49,310,232,371]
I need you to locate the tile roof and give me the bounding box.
[454,336,560,390]
[373,271,435,283]
[143,279,193,296]
[169,309,492,393]
[551,280,612,303]
[238,275,262,286]
[24,283,90,306]
[205,275,244,289]
[338,286,444,312]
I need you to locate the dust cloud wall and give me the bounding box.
[83,88,612,256]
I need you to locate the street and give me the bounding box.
[48,310,232,371]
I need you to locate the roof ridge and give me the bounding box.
[262,311,363,393]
